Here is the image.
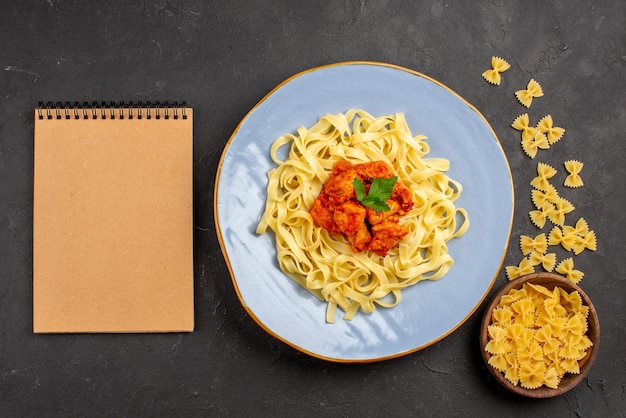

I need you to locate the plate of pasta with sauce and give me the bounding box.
[215,61,513,362]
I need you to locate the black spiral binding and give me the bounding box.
[37,101,188,120]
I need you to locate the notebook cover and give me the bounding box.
[33,105,194,333]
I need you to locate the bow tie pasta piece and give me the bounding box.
[519,355,547,389]
[542,367,562,389]
[547,198,576,227]
[529,201,554,229]
[518,341,544,365]
[534,326,561,358]
[525,282,554,298]
[575,334,593,352]
[499,287,528,306]
[484,324,511,355]
[530,162,557,191]
[488,353,509,372]
[505,257,535,280]
[548,226,565,246]
[512,113,539,141]
[491,306,514,327]
[507,323,535,350]
[537,162,558,179]
[561,357,581,374]
[572,218,590,236]
[515,79,544,108]
[543,337,563,357]
[534,324,554,344]
[558,287,583,311]
[549,226,578,252]
[521,130,550,158]
[544,291,567,318]
[503,352,520,385]
[556,197,576,214]
[540,315,568,337]
[556,258,584,284]
[520,233,548,256]
[559,341,582,361]
[572,230,597,255]
[531,185,560,209]
[537,115,566,145]
[564,160,584,188]
[511,298,536,326]
[582,230,597,252]
[529,251,557,272]
[564,313,587,336]
[482,56,511,85]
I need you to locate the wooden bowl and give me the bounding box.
[479,272,600,398]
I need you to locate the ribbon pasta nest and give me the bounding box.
[256,110,469,323]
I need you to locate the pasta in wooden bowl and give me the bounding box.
[479,272,599,398]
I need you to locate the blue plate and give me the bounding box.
[215,62,514,362]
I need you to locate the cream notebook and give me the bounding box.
[33,102,194,333]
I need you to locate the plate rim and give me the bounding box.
[214,61,514,363]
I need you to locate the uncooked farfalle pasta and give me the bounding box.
[530,162,558,191]
[549,218,596,256]
[482,56,510,85]
[515,79,544,108]
[511,113,538,142]
[506,234,556,279]
[256,110,469,323]
[520,233,548,256]
[523,132,550,159]
[528,163,575,228]
[512,114,566,159]
[529,251,557,272]
[505,161,596,282]
[555,258,585,284]
[482,59,598,390]
[505,257,535,280]
[485,283,593,389]
[564,160,584,188]
[537,115,565,145]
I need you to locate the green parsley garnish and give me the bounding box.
[352,176,398,212]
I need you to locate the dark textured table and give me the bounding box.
[1,1,624,416]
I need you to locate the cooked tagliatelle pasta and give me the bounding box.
[256,110,469,323]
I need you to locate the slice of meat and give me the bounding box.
[310,195,339,235]
[366,199,400,225]
[355,161,392,180]
[391,182,414,215]
[332,159,354,174]
[348,222,371,253]
[323,167,357,205]
[368,217,409,256]
[333,200,366,237]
